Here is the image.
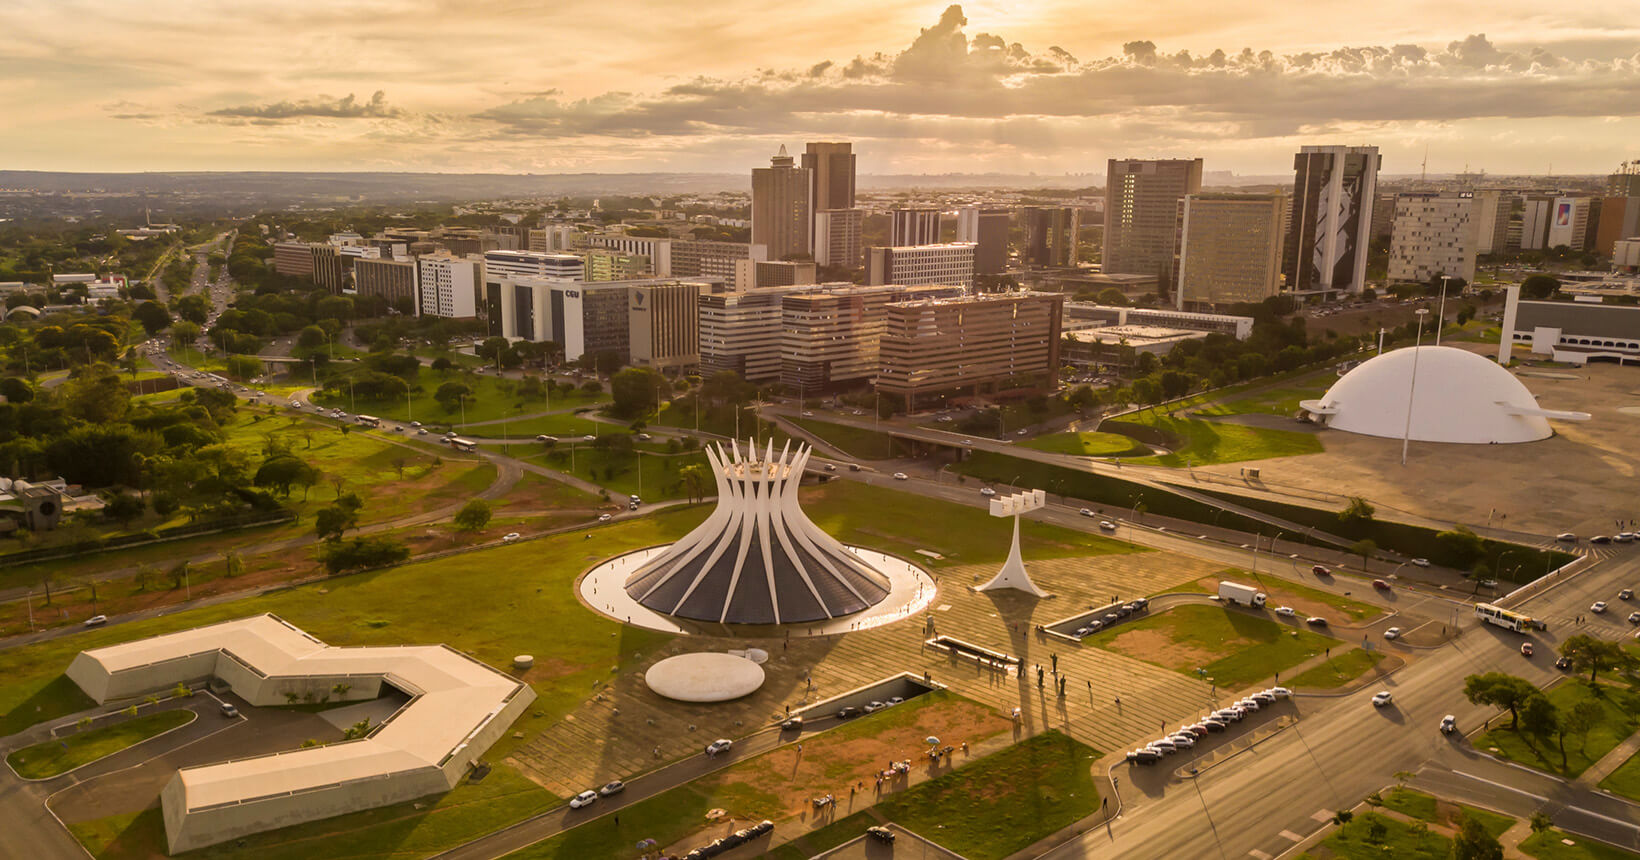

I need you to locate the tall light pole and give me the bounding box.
[1435,276,1451,346]
[1400,308,1430,466]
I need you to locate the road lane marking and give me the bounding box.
[1248,849,1273,859]
[1451,770,1548,801]
[1279,830,1303,842]
[1310,809,1334,823]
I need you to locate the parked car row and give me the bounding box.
[684,819,775,858]
[1126,687,1291,764]
[1071,598,1150,639]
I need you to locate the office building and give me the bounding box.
[1593,197,1640,256]
[698,287,810,381]
[416,255,482,318]
[1615,238,1640,271]
[588,234,673,276]
[353,258,418,311]
[1283,145,1380,297]
[1104,158,1203,286]
[1175,193,1285,308]
[273,242,315,279]
[583,248,652,282]
[628,281,701,374]
[1369,193,1397,241]
[802,142,856,212]
[735,259,817,290]
[671,238,763,288]
[1064,303,1254,340]
[1608,162,1640,197]
[813,208,864,268]
[1471,190,1513,255]
[1020,207,1080,268]
[867,243,975,289]
[529,225,585,253]
[751,145,811,261]
[890,208,944,247]
[1499,283,1640,365]
[1387,193,1479,285]
[483,250,584,282]
[780,284,956,389]
[1519,196,1555,251]
[876,292,1063,409]
[955,207,1011,275]
[1547,197,1593,250]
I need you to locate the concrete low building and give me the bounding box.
[66,614,534,854]
[1498,283,1640,366]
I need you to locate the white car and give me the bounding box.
[980,487,996,497]
[502,532,522,543]
[1410,558,1431,567]
[598,513,612,522]
[1168,733,1196,749]
[1371,691,1394,707]
[1383,627,1402,640]
[1098,521,1117,531]
[569,790,598,809]
[1273,606,1296,617]
[582,434,597,441]
[1079,508,1094,517]
[1440,715,1457,734]
[1592,601,1608,614]
[892,472,909,481]
[83,614,108,627]
[705,738,733,756]
[598,780,625,796]
[1265,686,1293,699]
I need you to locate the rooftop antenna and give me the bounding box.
[1420,143,1429,183]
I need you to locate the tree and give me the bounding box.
[133,301,172,335]
[679,463,709,503]
[102,491,145,526]
[170,320,201,347]
[1095,287,1129,307]
[1463,673,1538,729]
[254,455,318,498]
[317,536,410,574]
[1338,496,1375,524]
[1451,813,1504,860]
[1529,812,1553,833]
[453,499,492,532]
[1559,635,1633,684]
[1565,698,1603,756]
[1349,539,1377,571]
[1520,274,1560,300]
[1437,525,1486,569]
[434,381,472,414]
[1519,691,1558,742]
[610,367,668,418]
[314,493,363,541]
[0,376,33,403]
[297,325,328,350]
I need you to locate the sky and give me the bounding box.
[2,0,1638,177]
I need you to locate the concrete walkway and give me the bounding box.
[1577,726,1640,788]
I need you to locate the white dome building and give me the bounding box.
[1300,346,1589,444]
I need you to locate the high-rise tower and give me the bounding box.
[1282,145,1381,297]
[752,146,812,261]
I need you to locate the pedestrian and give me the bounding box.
[1087,680,1093,692]
[1114,695,1120,705]
[614,815,619,826]
[797,743,803,753]
[1051,653,1058,673]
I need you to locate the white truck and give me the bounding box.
[1218,581,1267,608]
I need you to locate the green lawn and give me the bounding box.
[789,417,898,460]
[1195,374,1337,418]
[1598,749,1640,802]
[653,400,789,446]
[311,374,607,427]
[1084,604,1340,690]
[466,412,601,440]
[524,445,710,501]
[1472,681,1640,778]
[875,731,1100,860]
[7,709,194,779]
[1284,648,1384,690]
[1221,569,1380,622]
[1376,788,1514,838]
[1019,431,1150,457]
[1315,811,1452,859]
[1107,412,1324,467]
[1520,829,1640,860]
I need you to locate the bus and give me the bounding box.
[1475,603,1543,632]
[356,415,382,428]
[449,437,478,453]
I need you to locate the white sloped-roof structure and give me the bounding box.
[623,440,891,624]
[1299,345,1589,444]
[66,614,533,854]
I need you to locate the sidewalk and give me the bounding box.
[1576,726,1640,788]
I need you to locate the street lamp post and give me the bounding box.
[1435,276,1451,346]
[1400,309,1430,466]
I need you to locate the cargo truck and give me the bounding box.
[1218,581,1267,608]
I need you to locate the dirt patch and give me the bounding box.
[1103,626,1239,669]
[710,698,1011,821]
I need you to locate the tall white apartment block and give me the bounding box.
[1387,193,1479,284]
[416,255,482,318]
[866,243,976,289]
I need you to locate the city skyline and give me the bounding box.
[1,2,1638,176]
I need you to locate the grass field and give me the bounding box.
[1520,829,1640,860]
[1376,788,1514,838]
[1309,811,1453,859]
[1084,604,1340,690]
[1598,749,1640,802]
[1207,570,1380,622]
[789,417,897,460]
[1284,648,1384,689]
[7,709,195,779]
[1107,412,1324,467]
[1019,431,1151,457]
[311,374,607,427]
[1473,681,1640,778]
[524,445,710,501]
[876,731,1101,860]
[1195,374,1337,418]
[467,412,602,440]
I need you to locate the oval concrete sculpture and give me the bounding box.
[645,653,766,703]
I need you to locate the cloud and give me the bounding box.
[206,90,404,121]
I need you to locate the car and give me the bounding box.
[598,780,625,796]
[1114,605,1132,618]
[1132,597,1149,610]
[1630,612,1640,624]
[569,790,599,809]
[410,421,422,428]
[1311,564,1331,576]
[1127,748,1162,764]
[1384,626,1402,640]
[582,434,597,441]
[980,487,996,497]
[1251,692,1277,705]
[445,431,459,439]
[501,532,522,544]
[1103,613,1119,624]
[1371,691,1394,707]
[836,706,862,719]
[1214,707,1244,723]
[1273,606,1296,617]
[1168,733,1196,749]
[220,702,239,718]
[1373,579,1391,591]
[705,738,733,756]
[1555,656,1572,669]
[892,472,909,480]
[863,700,887,713]
[1073,626,1093,638]
[824,463,836,471]
[1440,715,1458,734]
[1147,738,1177,754]
[535,434,555,442]
[83,614,108,627]
[598,513,612,522]
[1557,533,1578,542]
[1099,520,1117,531]
[866,826,896,843]
[1237,698,1260,711]
[1520,642,1534,657]
[417,428,429,435]
[961,438,974,446]
[888,696,904,705]
[781,715,803,731]
[1079,508,1095,517]
[1622,589,1635,600]
[1616,534,1635,544]
[1592,601,1608,614]
[637,433,653,441]
[802,411,814,417]
[1592,535,1613,544]
[1180,724,1210,738]
[1306,616,1329,626]
[1201,718,1228,732]
[848,463,861,471]
[1266,686,1293,699]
